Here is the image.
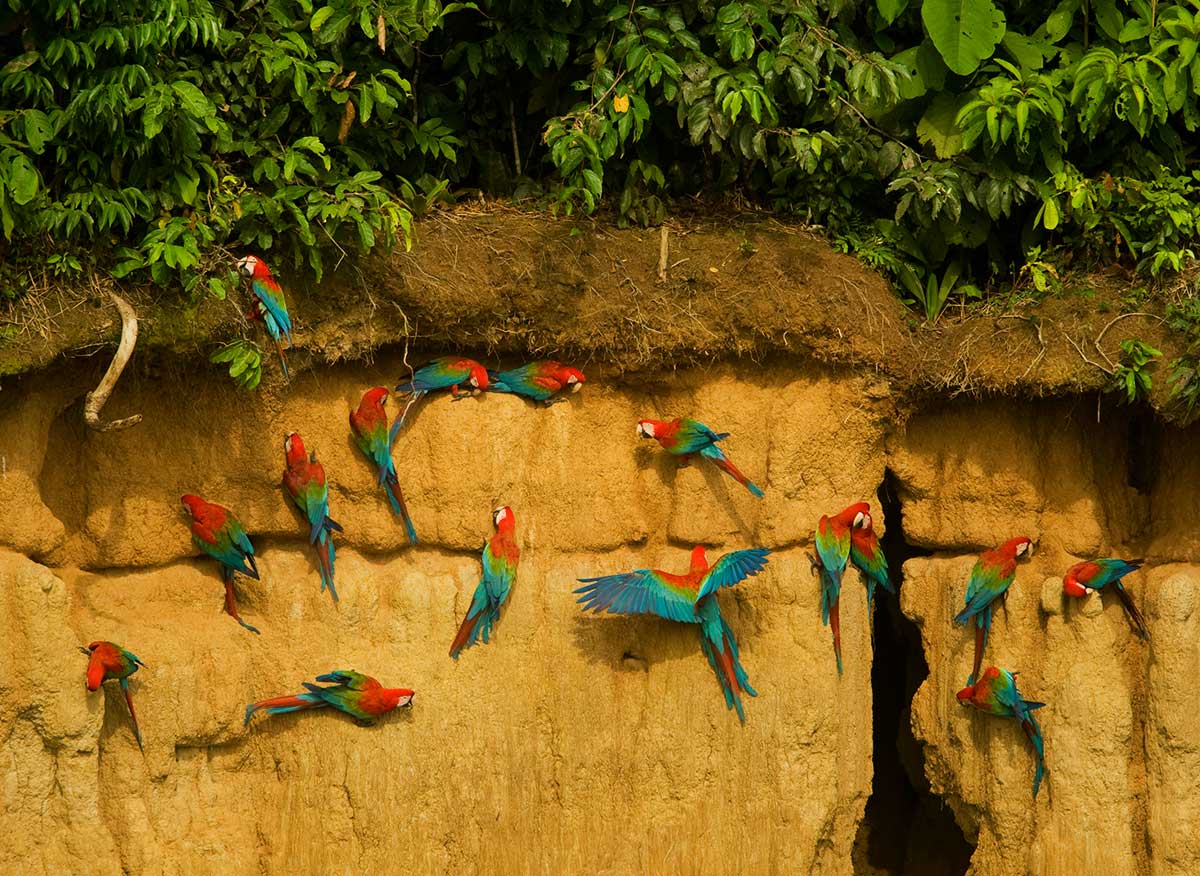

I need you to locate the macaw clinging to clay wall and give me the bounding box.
[575,544,770,722]
[957,666,1047,798]
[245,670,414,727]
[282,431,343,603]
[636,417,764,498]
[1063,558,1148,638]
[814,502,868,674]
[82,641,146,751]
[849,504,894,646]
[180,494,261,634]
[450,506,520,659]
[487,361,586,405]
[350,387,419,544]
[954,536,1034,684]
[237,254,293,378]
[391,356,490,442]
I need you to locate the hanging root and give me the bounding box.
[84,291,143,432]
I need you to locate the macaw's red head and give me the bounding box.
[1001,536,1035,561]
[851,505,875,535]
[956,666,1001,706]
[1062,561,1093,598]
[83,642,105,691]
[492,505,514,532]
[386,689,415,711]
[180,494,204,519]
[236,254,273,281]
[555,364,586,392]
[635,419,664,439]
[689,544,709,573]
[362,386,389,408]
[464,360,489,391]
[835,501,871,529]
[284,432,308,466]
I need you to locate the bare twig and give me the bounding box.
[509,97,522,177]
[1062,329,1114,376]
[657,226,669,283]
[84,291,143,432]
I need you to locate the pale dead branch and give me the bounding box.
[84,291,143,432]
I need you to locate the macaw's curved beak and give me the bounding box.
[955,685,974,705]
[1063,579,1090,598]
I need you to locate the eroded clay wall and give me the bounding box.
[0,358,1195,875]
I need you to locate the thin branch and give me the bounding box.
[84,291,143,432]
[509,97,522,177]
[657,226,669,283]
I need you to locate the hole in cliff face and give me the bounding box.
[853,469,974,876]
[1124,406,1160,496]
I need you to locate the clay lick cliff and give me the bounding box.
[0,214,1194,876]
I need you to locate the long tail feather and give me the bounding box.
[273,336,289,380]
[384,470,419,545]
[222,566,260,635]
[700,618,757,723]
[866,583,876,648]
[244,693,324,726]
[315,533,338,603]
[121,682,144,752]
[1114,583,1149,639]
[701,447,765,498]
[969,622,985,686]
[831,596,843,675]
[449,600,500,659]
[1020,711,1046,798]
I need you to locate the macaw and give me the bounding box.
[282,432,344,603]
[487,361,586,405]
[450,506,520,659]
[575,544,771,722]
[814,502,868,674]
[954,536,1034,684]
[636,417,764,498]
[82,641,146,751]
[181,494,261,634]
[244,669,414,728]
[849,505,894,645]
[1063,558,1148,638]
[349,387,418,544]
[237,254,293,379]
[957,666,1047,798]
[390,356,490,442]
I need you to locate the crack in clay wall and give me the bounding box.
[0,355,1197,876]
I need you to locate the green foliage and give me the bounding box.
[1111,337,1163,402]
[2,0,1200,322]
[210,339,263,390]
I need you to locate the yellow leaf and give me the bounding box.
[613,95,630,113]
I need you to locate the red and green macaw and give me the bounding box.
[450,506,520,659]
[349,387,418,544]
[575,544,771,722]
[82,641,146,751]
[237,255,293,379]
[487,361,586,405]
[181,494,261,634]
[814,502,868,674]
[1063,558,1148,638]
[282,432,344,603]
[849,505,894,645]
[245,670,414,728]
[957,666,1047,798]
[954,536,1034,684]
[390,356,490,442]
[636,417,764,498]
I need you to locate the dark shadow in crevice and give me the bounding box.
[854,469,974,876]
[1124,405,1160,496]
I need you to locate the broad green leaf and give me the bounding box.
[171,81,212,119]
[1043,0,1078,43]
[311,6,334,31]
[917,93,965,157]
[1093,0,1125,41]
[1001,32,1046,70]
[921,0,1006,75]
[8,155,39,205]
[877,0,909,26]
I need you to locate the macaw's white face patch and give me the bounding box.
[237,255,259,277]
[493,507,509,527]
[636,421,655,438]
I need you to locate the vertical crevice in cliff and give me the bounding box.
[1124,406,1160,496]
[854,469,974,875]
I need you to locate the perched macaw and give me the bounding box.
[487,361,586,405]
[450,506,520,659]
[282,432,344,603]
[237,254,293,379]
[849,505,894,645]
[181,494,261,634]
[82,641,146,751]
[349,387,418,544]
[244,670,414,728]
[814,503,868,674]
[1063,558,1148,638]
[390,356,490,442]
[954,537,1034,684]
[575,544,771,722]
[957,666,1047,798]
[636,417,764,498]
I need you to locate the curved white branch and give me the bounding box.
[84,291,143,432]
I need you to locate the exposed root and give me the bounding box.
[84,291,143,432]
